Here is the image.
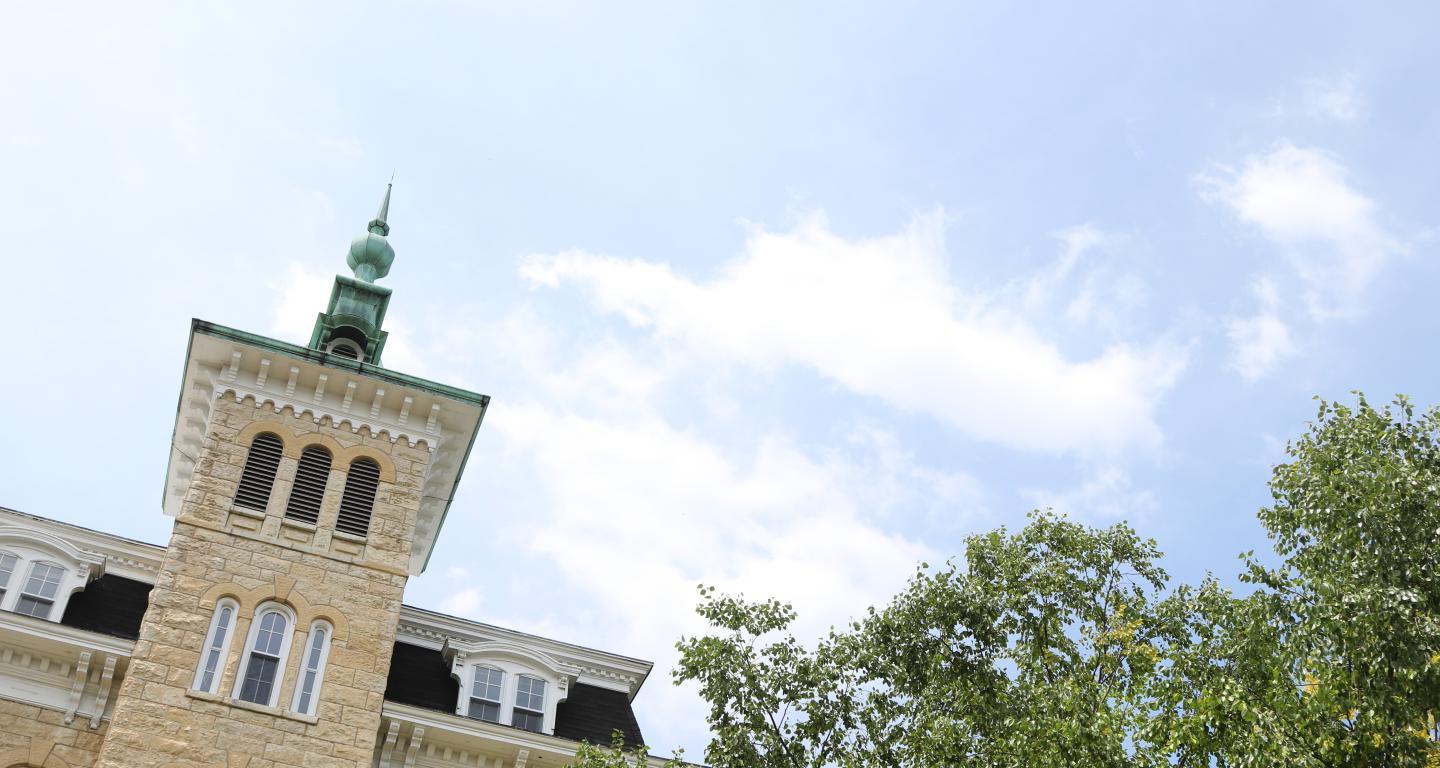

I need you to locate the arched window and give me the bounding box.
[14,561,64,619]
[290,620,332,716]
[0,550,17,601]
[468,666,504,723]
[235,604,293,707]
[284,446,332,525]
[512,675,546,732]
[234,433,284,512]
[193,599,238,694]
[335,458,380,538]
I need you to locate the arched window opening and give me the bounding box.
[193,600,238,694]
[14,561,64,619]
[327,340,362,361]
[468,666,504,723]
[0,551,17,600]
[335,458,380,538]
[236,606,291,706]
[234,433,284,512]
[291,621,332,716]
[284,446,332,525]
[513,675,546,732]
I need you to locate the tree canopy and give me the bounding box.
[574,395,1440,767]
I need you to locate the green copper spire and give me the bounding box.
[347,183,395,282]
[309,183,397,365]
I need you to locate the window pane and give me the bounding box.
[467,699,500,722]
[255,612,287,656]
[238,654,279,704]
[515,676,545,712]
[513,708,543,732]
[297,670,317,713]
[23,562,63,599]
[472,667,503,702]
[0,552,16,587]
[14,595,52,619]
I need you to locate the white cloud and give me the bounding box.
[1198,141,1400,318]
[1302,73,1361,121]
[269,263,333,340]
[521,211,1186,455]
[440,588,483,617]
[1021,465,1158,522]
[1227,277,1295,381]
[487,398,948,750]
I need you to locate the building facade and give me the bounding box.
[0,189,662,768]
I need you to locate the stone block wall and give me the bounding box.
[0,698,107,768]
[95,396,431,768]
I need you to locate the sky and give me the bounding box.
[2,1,1439,758]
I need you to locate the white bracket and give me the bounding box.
[63,651,91,725]
[90,655,118,729]
[403,726,425,768]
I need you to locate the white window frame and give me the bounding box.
[511,674,547,733]
[289,619,333,716]
[192,599,239,694]
[232,602,296,708]
[0,550,18,602]
[467,665,505,723]
[0,528,101,620]
[14,560,65,619]
[458,657,563,734]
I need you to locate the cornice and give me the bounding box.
[397,606,652,699]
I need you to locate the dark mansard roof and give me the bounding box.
[383,641,646,748]
[59,573,153,639]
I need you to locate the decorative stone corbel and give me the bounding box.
[514,749,530,768]
[403,726,425,768]
[379,721,401,768]
[90,655,118,728]
[63,651,91,725]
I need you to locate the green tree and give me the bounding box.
[667,395,1440,767]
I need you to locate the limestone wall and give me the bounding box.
[0,698,107,768]
[96,397,431,768]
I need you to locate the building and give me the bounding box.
[0,188,669,768]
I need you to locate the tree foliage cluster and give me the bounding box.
[575,396,1440,767]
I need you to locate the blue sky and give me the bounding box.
[2,2,1438,756]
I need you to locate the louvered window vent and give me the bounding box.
[284,446,332,525]
[234,433,283,512]
[336,458,380,538]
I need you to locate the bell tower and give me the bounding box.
[96,188,488,768]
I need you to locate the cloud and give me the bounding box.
[1021,465,1158,522]
[1302,73,1361,121]
[1227,277,1295,381]
[487,398,949,750]
[521,211,1187,455]
[1198,141,1400,318]
[269,263,334,341]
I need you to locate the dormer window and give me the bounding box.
[456,653,569,734]
[468,666,504,723]
[0,529,100,621]
[512,675,546,732]
[15,561,64,619]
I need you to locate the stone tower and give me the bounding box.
[95,188,488,768]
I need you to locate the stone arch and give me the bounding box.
[0,739,72,768]
[235,420,295,448]
[336,444,397,483]
[198,578,349,642]
[286,432,346,461]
